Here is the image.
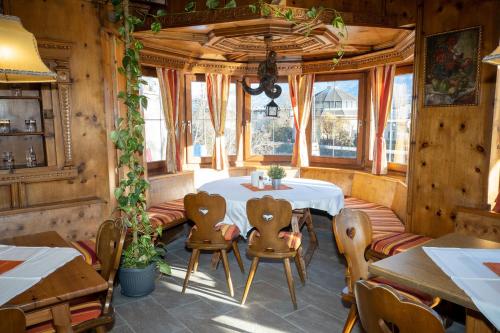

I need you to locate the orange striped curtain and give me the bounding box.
[370,65,396,175]
[289,74,315,167]
[157,68,182,173]
[206,73,230,170]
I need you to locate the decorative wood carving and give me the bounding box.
[140,31,413,75]
[56,70,74,167]
[0,168,78,186]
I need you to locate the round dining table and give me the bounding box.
[198,176,344,237]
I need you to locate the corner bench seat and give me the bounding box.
[343,197,432,257]
[147,198,187,229]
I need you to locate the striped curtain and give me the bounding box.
[370,65,396,175]
[289,74,315,167]
[157,68,182,173]
[206,73,230,170]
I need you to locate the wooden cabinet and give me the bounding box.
[0,40,78,210]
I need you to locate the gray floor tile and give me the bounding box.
[284,305,345,333]
[115,297,187,333]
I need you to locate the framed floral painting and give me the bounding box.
[424,27,481,107]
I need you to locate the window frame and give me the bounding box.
[308,72,367,167]
[365,65,413,173]
[243,76,294,163]
[140,67,168,175]
[185,74,240,166]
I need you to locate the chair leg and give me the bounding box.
[193,249,200,273]
[283,258,298,310]
[241,257,259,305]
[232,241,245,273]
[343,304,358,333]
[220,249,234,297]
[304,209,318,248]
[96,326,107,333]
[294,251,306,285]
[182,249,199,294]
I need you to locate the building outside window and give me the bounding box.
[141,76,167,162]
[311,80,360,159]
[250,82,295,156]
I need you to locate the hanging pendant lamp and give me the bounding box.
[0,15,57,83]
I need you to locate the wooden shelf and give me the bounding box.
[0,96,41,100]
[0,132,45,137]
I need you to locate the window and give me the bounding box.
[190,80,237,158]
[311,79,360,159]
[141,76,167,162]
[250,82,295,156]
[384,73,413,165]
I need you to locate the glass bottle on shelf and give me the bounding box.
[25,119,37,132]
[0,119,11,134]
[3,152,14,171]
[26,147,37,167]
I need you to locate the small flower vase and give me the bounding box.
[271,178,282,190]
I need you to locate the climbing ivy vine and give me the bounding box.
[110,0,170,274]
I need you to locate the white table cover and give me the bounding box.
[423,247,500,330]
[0,245,80,306]
[199,176,344,236]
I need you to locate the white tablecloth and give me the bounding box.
[0,245,80,306]
[199,176,344,236]
[423,247,500,330]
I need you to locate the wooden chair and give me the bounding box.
[292,208,318,266]
[241,196,306,309]
[26,219,126,333]
[0,307,26,333]
[354,280,445,333]
[332,209,439,333]
[182,191,244,297]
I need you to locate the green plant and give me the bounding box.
[185,1,348,65]
[268,165,286,179]
[111,0,170,275]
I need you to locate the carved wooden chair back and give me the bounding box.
[246,196,293,254]
[354,280,445,333]
[95,219,126,314]
[332,208,372,294]
[0,308,26,333]
[184,191,227,245]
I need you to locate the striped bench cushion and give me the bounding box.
[248,230,302,250]
[344,197,405,240]
[70,239,101,270]
[148,198,187,229]
[367,277,437,307]
[189,224,241,242]
[27,300,102,333]
[371,232,433,256]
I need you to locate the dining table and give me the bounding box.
[369,233,500,333]
[0,231,108,333]
[199,176,345,267]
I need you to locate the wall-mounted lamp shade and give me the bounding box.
[0,15,57,83]
[483,45,500,66]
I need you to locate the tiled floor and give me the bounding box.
[111,214,465,333]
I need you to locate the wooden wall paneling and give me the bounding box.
[0,198,106,240]
[148,171,195,206]
[41,85,57,166]
[455,206,500,243]
[0,186,10,210]
[408,0,499,237]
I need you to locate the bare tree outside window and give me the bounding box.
[141,76,167,162]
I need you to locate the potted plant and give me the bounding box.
[111,0,170,297]
[268,165,286,190]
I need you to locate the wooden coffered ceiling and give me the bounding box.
[134,4,415,73]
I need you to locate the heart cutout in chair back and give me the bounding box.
[199,207,209,215]
[346,227,356,239]
[262,213,274,222]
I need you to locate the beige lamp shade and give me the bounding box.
[0,15,57,83]
[483,45,500,66]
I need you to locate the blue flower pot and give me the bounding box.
[118,262,156,297]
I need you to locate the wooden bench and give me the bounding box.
[300,167,432,258]
[454,206,500,243]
